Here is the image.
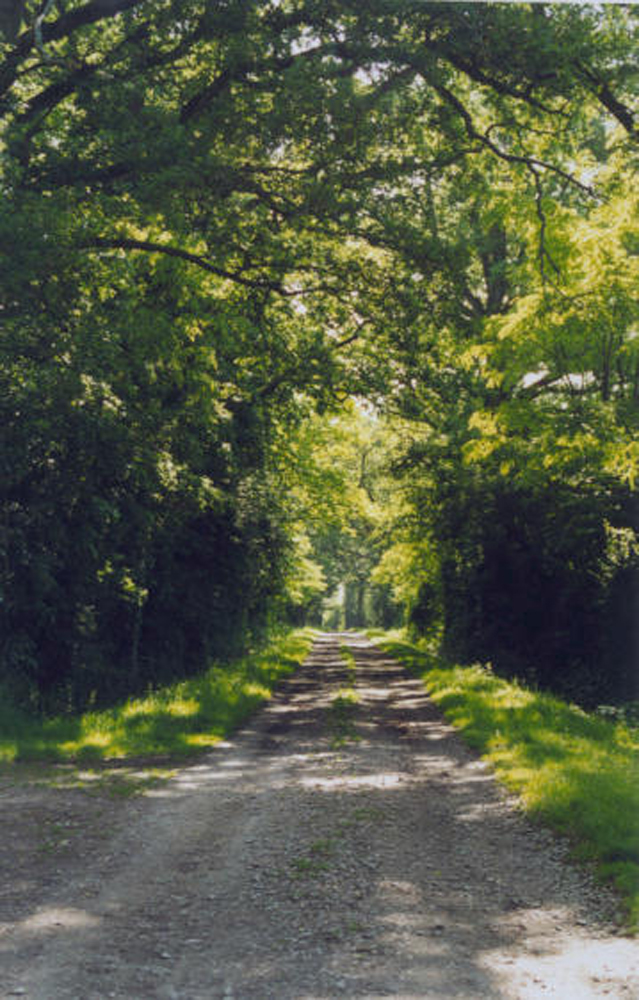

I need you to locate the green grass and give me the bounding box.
[290,838,339,878]
[327,644,360,747]
[339,643,357,676]
[371,631,639,933]
[0,628,317,766]
[328,688,360,748]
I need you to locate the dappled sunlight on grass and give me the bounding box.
[183,732,222,749]
[0,758,178,797]
[0,629,316,767]
[373,632,639,933]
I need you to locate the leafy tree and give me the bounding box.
[1,1,638,708]
[370,145,639,704]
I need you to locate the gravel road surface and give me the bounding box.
[1,633,637,999]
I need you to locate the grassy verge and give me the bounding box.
[0,628,317,765]
[370,630,639,933]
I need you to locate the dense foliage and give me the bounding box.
[1,1,637,709]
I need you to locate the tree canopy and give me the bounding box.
[1,1,637,710]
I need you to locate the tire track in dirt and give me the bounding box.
[1,633,637,999]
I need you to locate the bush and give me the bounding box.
[433,480,638,706]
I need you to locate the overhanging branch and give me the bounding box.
[576,60,637,139]
[83,237,282,292]
[430,79,596,197]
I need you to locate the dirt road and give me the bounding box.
[1,633,637,999]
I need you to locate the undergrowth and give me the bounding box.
[371,630,639,934]
[0,629,317,765]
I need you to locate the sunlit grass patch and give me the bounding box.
[368,629,439,673]
[327,643,362,747]
[339,644,357,675]
[327,647,360,749]
[372,632,639,933]
[333,688,359,706]
[0,628,316,767]
[329,687,360,748]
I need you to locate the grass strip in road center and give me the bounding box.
[327,644,360,748]
[370,630,639,934]
[0,628,317,767]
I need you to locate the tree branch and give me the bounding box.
[426,41,567,118]
[82,237,283,291]
[429,78,596,197]
[529,164,562,288]
[180,44,328,123]
[576,60,637,139]
[0,0,144,98]
[516,371,566,400]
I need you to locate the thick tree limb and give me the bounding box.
[180,44,331,123]
[576,60,637,139]
[83,237,283,292]
[0,0,144,97]
[425,41,567,118]
[38,0,144,45]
